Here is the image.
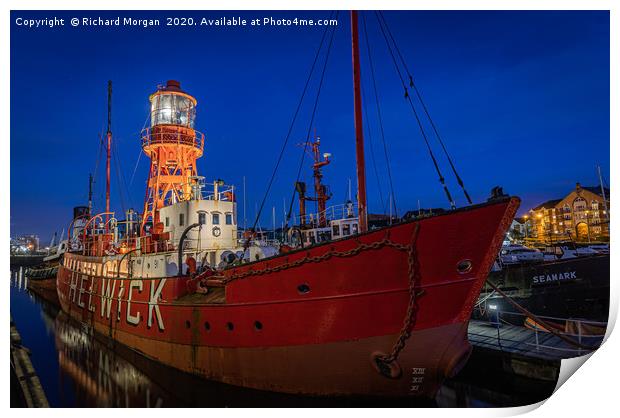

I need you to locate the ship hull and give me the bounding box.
[56,197,519,398]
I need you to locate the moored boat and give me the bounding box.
[56,11,519,398]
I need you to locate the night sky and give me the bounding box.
[10,10,610,243]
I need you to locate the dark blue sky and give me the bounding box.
[10,10,609,243]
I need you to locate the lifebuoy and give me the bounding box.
[212,226,221,237]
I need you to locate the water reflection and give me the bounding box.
[11,273,556,407]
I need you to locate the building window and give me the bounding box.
[198,212,206,225]
[573,197,587,212]
[212,213,220,225]
[165,217,169,227]
[225,213,232,225]
[179,213,185,227]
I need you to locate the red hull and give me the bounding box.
[57,198,518,397]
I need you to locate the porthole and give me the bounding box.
[204,321,211,331]
[297,283,310,294]
[456,259,473,274]
[226,322,234,331]
[254,321,263,331]
[185,320,191,329]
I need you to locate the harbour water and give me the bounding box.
[10,269,559,408]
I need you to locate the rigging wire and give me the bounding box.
[112,138,127,214]
[113,137,135,211]
[361,87,387,215]
[245,11,336,241]
[374,11,456,209]
[91,132,105,212]
[362,12,398,217]
[284,16,339,229]
[129,111,151,187]
[377,11,472,205]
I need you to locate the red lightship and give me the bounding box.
[56,11,519,398]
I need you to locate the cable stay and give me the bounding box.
[285,16,339,230]
[361,87,387,215]
[245,11,336,247]
[377,11,472,205]
[374,11,455,209]
[112,145,127,214]
[91,131,106,212]
[112,137,135,213]
[129,112,151,187]
[361,13,398,217]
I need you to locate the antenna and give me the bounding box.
[348,178,352,202]
[243,176,247,230]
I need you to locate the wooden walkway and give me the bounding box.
[10,317,49,407]
[468,320,603,361]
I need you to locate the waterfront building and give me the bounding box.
[528,183,610,243]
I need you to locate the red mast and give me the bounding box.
[351,11,368,233]
[106,80,112,230]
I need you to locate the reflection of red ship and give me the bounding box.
[54,312,167,407]
[56,11,518,398]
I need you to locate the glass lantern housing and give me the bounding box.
[150,93,196,128]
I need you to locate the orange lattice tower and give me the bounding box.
[141,80,205,232]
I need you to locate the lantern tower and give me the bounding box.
[140,80,205,232]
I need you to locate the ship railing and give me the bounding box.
[141,127,205,152]
[473,309,606,358]
[293,202,358,226]
[237,237,281,248]
[161,183,236,206]
[200,184,235,202]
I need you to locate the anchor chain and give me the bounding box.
[374,223,422,378]
[201,230,417,285]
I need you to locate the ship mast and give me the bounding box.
[106,80,112,230]
[597,165,609,222]
[351,10,368,233]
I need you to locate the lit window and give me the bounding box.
[332,224,340,237]
[342,224,351,236]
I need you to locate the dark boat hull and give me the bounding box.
[480,255,610,323]
[26,265,60,306]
